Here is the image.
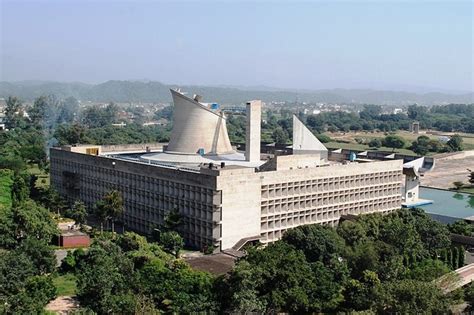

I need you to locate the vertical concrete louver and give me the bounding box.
[245,100,262,162]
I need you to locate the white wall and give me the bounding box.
[216,167,261,249]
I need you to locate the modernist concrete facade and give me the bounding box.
[50,148,402,250]
[50,89,405,251]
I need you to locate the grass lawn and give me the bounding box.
[53,273,77,296]
[325,130,474,155]
[459,187,474,194]
[0,169,14,209]
[27,163,50,188]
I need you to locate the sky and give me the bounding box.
[1,0,473,92]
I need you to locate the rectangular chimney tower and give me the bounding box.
[245,100,262,162]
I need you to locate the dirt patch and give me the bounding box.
[185,253,236,275]
[45,296,80,314]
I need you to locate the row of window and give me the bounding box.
[261,197,400,221]
[262,173,401,197]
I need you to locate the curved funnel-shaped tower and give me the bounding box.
[166,89,234,155]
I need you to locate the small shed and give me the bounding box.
[58,230,90,248]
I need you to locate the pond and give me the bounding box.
[418,187,474,223]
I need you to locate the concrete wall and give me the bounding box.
[101,143,164,153]
[59,235,91,248]
[50,148,221,250]
[292,115,328,160]
[215,167,261,249]
[259,159,403,243]
[62,145,101,155]
[245,100,262,162]
[274,154,323,170]
[404,175,420,202]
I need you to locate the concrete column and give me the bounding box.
[245,100,262,162]
[404,175,420,202]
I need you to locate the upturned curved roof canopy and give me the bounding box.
[166,89,234,155]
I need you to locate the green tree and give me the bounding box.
[57,96,79,124]
[76,240,137,314]
[448,220,473,236]
[160,231,184,258]
[452,246,459,269]
[282,224,346,264]
[16,238,56,275]
[468,168,474,185]
[11,172,30,206]
[359,105,382,120]
[163,205,183,232]
[342,270,380,311]
[337,220,367,246]
[272,127,289,145]
[54,123,88,145]
[447,134,463,152]
[81,102,118,128]
[4,96,24,129]
[459,247,465,268]
[0,249,56,313]
[315,133,331,143]
[411,135,430,155]
[368,138,382,149]
[407,104,428,120]
[11,200,59,245]
[223,242,343,313]
[407,259,450,281]
[139,258,217,313]
[95,190,123,232]
[29,96,48,126]
[65,200,88,227]
[383,135,406,151]
[374,279,450,313]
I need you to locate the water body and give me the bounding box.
[419,187,474,223]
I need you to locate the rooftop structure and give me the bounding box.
[166,89,234,155]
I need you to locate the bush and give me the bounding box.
[160,231,184,258]
[368,138,382,148]
[316,134,331,143]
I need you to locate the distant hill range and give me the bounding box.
[1,80,472,105]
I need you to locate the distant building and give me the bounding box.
[51,89,406,252]
[393,108,403,114]
[410,121,420,134]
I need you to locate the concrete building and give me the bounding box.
[410,121,420,134]
[50,89,406,252]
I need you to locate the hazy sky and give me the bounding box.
[1,0,473,92]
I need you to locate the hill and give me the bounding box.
[1,80,472,105]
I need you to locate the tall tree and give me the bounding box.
[272,127,289,145]
[29,96,48,126]
[95,190,124,232]
[159,231,184,258]
[383,135,406,152]
[66,200,88,227]
[4,96,23,129]
[374,279,449,313]
[447,134,463,152]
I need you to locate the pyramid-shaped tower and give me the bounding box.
[292,115,328,160]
